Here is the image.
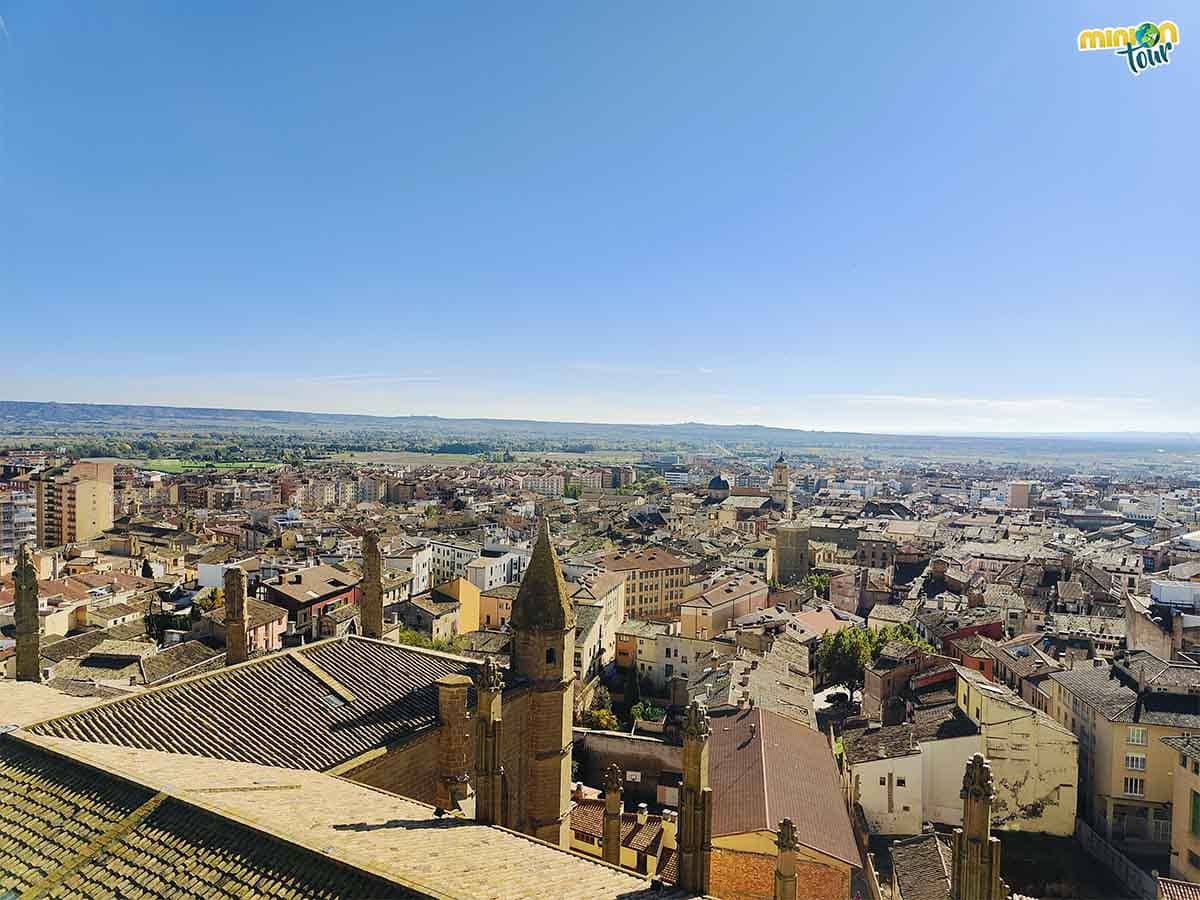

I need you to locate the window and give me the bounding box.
[1123,777,1145,797]
[1193,761,1199,776]
[879,777,886,786]
[1190,850,1200,870]
[1183,754,1189,769]
[1125,754,1147,771]
[896,777,906,788]
[1191,791,1200,837]
[1128,727,1148,746]
[545,648,556,665]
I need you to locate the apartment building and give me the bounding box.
[1048,652,1200,855]
[429,538,482,586]
[524,473,565,497]
[385,542,431,596]
[1164,735,1200,882]
[464,547,529,592]
[679,571,769,640]
[31,461,114,548]
[0,489,36,558]
[599,547,689,620]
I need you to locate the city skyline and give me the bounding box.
[2,2,1197,432]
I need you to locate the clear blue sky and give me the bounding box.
[1,2,1196,433]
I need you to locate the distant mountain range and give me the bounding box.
[1,400,1198,461]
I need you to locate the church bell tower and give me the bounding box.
[509,517,575,848]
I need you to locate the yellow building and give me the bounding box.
[1163,735,1200,881]
[956,665,1078,835]
[32,461,114,547]
[1048,652,1200,854]
[433,576,481,634]
[600,548,688,620]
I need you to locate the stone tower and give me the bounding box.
[770,452,792,514]
[474,656,505,826]
[951,754,1008,900]
[14,543,41,683]
[361,529,384,640]
[677,701,713,893]
[603,762,624,866]
[774,817,800,900]
[223,566,249,667]
[509,516,575,848]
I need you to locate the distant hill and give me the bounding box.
[1,400,1198,463]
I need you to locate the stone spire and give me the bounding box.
[474,657,505,826]
[510,517,575,632]
[361,529,384,640]
[509,516,575,849]
[603,763,624,866]
[14,544,40,683]
[223,566,249,667]
[678,701,713,894]
[951,754,1008,900]
[774,817,800,900]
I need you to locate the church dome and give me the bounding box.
[708,476,730,491]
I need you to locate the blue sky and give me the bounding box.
[1,2,1196,433]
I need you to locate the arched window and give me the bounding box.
[546,647,556,665]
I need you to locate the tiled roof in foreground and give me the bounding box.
[28,636,499,771]
[2,734,693,900]
[0,737,400,899]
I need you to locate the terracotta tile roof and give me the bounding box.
[890,833,951,900]
[208,596,288,630]
[570,799,664,854]
[139,640,224,685]
[1161,878,1200,900]
[0,738,395,899]
[28,637,506,771]
[708,708,858,866]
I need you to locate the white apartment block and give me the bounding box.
[386,542,432,596]
[430,538,483,586]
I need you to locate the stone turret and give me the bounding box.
[774,817,800,900]
[509,517,575,848]
[223,566,249,667]
[603,763,624,866]
[436,674,473,812]
[677,701,713,893]
[361,529,384,640]
[951,754,1008,900]
[474,657,505,826]
[14,544,40,683]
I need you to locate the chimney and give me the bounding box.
[637,802,649,825]
[661,809,678,851]
[436,674,472,812]
[14,544,40,683]
[361,529,384,640]
[774,818,800,900]
[603,763,624,866]
[223,567,249,666]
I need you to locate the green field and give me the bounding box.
[90,457,283,474]
[332,449,643,467]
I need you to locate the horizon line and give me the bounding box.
[3,398,1199,442]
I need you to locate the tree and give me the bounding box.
[140,558,154,579]
[591,685,612,712]
[866,623,933,661]
[584,708,619,730]
[622,664,641,710]
[814,628,872,696]
[803,573,831,597]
